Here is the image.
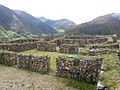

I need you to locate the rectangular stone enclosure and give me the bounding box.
[59,44,79,54]
[37,41,56,52]
[56,57,103,82]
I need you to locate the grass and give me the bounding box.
[56,29,65,33]
[18,49,80,73]
[18,49,99,90]
[100,54,120,90]
[61,77,97,90]
[18,49,120,90]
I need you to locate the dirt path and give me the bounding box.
[0,65,78,90]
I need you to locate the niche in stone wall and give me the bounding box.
[73,59,80,66]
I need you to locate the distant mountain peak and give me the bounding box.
[110,13,120,20]
[39,17,48,22]
[0,5,57,35]
[38,17,76,30]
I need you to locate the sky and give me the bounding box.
[0,0,120,24]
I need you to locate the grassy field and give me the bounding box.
[56,29,65,33]
[100,54,120,90]
[18,49,97,90]
[18,49,120,90]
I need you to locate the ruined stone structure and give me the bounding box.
[0,51,17,66]
[0,50,50,73]
[52,37,108,47]
[59,44,79,54]
[65,35,108,43]
[52,39,86,47]
[44,34,64,41]
[79,50,117,56]
[91,43,119,49]
[9,38,39,43]
[0,42,37,52]
[18,54,50,73]
[37,41,56,52]
[88,50,117,56]
[65,35,98,39]
[56,57,103,82]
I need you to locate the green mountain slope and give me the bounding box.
[66,13,120,35]
[0,5,57,36]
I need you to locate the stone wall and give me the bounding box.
[44,34,64,41]
[65,36,108,43]
[56,57,103,82]
[52,39,87,47]
[0,51,17,66]
[37,41,56,52]
[88,50,117,56]
[59,44,79,54]
[0,50,50,73]
[0,42,37,52]
[91,43,119,49]
[65,35,98,39]
[9,38,39,43]
[18,54,50,73]
[52,38,108,47]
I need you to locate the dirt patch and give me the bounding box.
[0,65,78,90]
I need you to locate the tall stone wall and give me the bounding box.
[37,41,56,52]
[59,44,79,54]
[0,51,50,73]
[0,42,37,52]
[56,57,103,82]
[0,51,17,66]
[18,54,50,73]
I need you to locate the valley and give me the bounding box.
[0,3,120,90]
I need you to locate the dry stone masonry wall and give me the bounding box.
[56,57,103,82]
[37,41,56,52]
[59,44,79,54]
[91,43,119,49]
[9,38,39,43]
[0,42,37,52]
[52,38,108,47]
[79,50,117,56]
[0,51,17,66]
[0,50,50,73]
[18,54,50,73]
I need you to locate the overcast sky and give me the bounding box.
[0,0,120,24]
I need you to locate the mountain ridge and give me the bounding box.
[38,17,76,30]
[0,5,57,36]
[66,13,120,35]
